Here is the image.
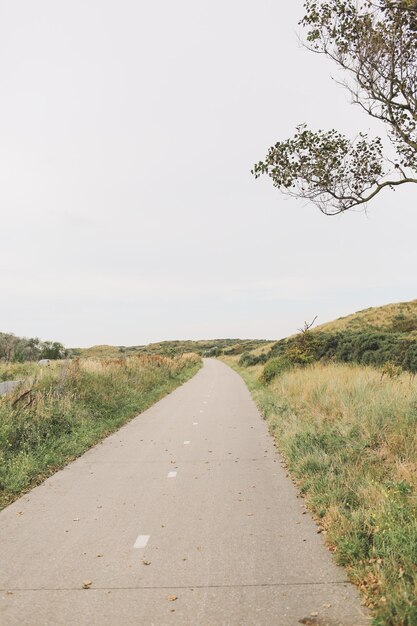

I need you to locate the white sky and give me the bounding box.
[0,0,416,347]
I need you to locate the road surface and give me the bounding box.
[0,359,368,625]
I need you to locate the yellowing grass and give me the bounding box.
[315,299,417,334]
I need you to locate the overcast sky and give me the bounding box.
[0,0,415,347]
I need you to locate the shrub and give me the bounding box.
[402,344,417,374]
[267,329,417,375]
[260,357,292,384]
[238,352,268,367]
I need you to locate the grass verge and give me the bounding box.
[0,354,201,510]
[221,356,417,626]
[0,361,39,382]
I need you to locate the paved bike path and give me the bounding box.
[0,359,368,625]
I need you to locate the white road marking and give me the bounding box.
[134,535,150,549]
[184,441,190,445]
[167,471,177,478]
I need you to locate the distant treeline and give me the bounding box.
[0,333,68,363]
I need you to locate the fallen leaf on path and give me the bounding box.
[82,580,92,589]
[96,554,103,558]
[168,595,178,601]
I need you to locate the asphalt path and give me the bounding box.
[0,359,368,625]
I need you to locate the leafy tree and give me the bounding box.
[253,0,417,214]
[0,333,67,362]
[0,333,16,362]
[40,341,66,360]
[13,337,42,362]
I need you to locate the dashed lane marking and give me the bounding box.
[134,535,150,549]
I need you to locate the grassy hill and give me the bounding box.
[72,338,271,359]
[314,299,417,336]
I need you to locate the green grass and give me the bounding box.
[0,361,39,381]
[0,354,201,509]
[222,356,417,626]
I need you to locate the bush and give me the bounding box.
[260,356,292,384]
[402,344,417,374]
[238,352,268,367]
[267,329,417,375]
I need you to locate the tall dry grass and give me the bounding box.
[0,361,39,382]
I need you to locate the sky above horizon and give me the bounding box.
[0,0,416,348]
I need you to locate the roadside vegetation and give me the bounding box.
[0,354,201,510]
[0,361,39,382]
[223,298,417,625]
